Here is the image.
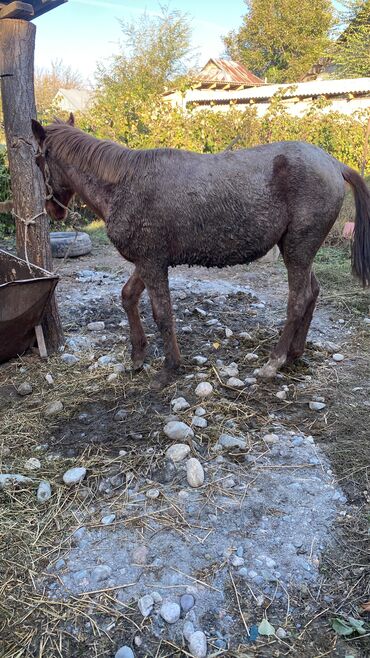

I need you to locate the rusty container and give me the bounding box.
[0,249,59,363]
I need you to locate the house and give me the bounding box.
[164,61,370,117]
[53,88,94,113]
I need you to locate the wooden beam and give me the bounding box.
[0,2,34,19]
[0,18,63,351]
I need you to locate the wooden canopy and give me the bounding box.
[0,0,67,20]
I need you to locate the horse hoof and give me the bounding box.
[256,364,277,380]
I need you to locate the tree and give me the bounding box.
[34,59,83,119]
[333,1,370,77]
[223,0,334,83]
[86,6,194,144]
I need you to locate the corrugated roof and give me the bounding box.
[0,0,67,20]
[184,77,370,103]
[194,59,263,86]
[55,88,93,112]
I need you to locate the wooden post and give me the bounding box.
[0,18,64,351]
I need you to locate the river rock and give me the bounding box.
[309,401,326,411]
[17,382,33,396]
[180,593,195,612]
[61,353,79,365]
[332,353,344,362]
[164,422,194,441]
[159,601,181,624]
[37,480,52,502]
[87,321,105,331]
[195,407,206,416]
[166,443,191,462]
[186,458,204,488]
[188,631,207,658]
[227,377,245,388]
[195,382,213,398]
[138,594,154,617]
[24,457,41,470]
[115,646,135,658]
[219,362,239,378]
[171,397,190,412]
[191,416,208,429]
[218,434,246,449]
[45,400,63,416]
[0,473,32,489]
[193,356,208,366]
[63,467,87,485]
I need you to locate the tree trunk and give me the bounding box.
[0,18,63,351]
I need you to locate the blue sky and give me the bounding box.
[34,0,247,83]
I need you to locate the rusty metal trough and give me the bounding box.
[0,249,59,363]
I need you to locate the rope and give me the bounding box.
[11,209,46,276]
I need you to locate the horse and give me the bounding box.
[31,114,370,389]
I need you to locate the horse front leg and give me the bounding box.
[121,270,147,370]
[139,264,181,390]
[258,266,313,379]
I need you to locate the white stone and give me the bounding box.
[244,377,257,386]
[195,382,213,398]
[239,332,252,340]
[193,356,208,366]
[227,377,245,388]
[37,480,52,502]
[245,353,259,362]
[17,382,33,396]
[138,594,154,617]
[63,467,86,485]
[218,434,246,449]
[183,620,195,641]
[87,321,105,331]
[171,397,190,412]
[230,555,245,567]
[186,458,205,488]
[45,400,63,416]
[101,513,116,525]
[276,390,287,400]
[45,373,54,385]
[164,422,194,441]
[195,407,206,416]
[146,488,160,499]
[219,362,239,378]
[263,433,279,444]
[309,401,326,411]
[191,416,208,429]
[165,443,191,462]
[107,373,119,383]
[98,355,116,366]
[61,353,79,365]
[332,353,344,362]
[188,631,207,658]
[159,601,181,624]
[115,646,135,658]
[24,458,41,471]
[225,327,233,338]
[0,474,32,489]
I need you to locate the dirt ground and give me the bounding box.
[1,237,369,658]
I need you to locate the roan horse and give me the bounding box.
[31,115,370,389]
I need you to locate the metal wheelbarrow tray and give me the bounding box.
[0,249,59,363]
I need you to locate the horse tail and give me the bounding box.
[341,166,370,287]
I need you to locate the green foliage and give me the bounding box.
[0,147,12,238]
[332,0,370,77]
[223,0,334,82]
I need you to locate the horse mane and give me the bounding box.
[44,123,163,184]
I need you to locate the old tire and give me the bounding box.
[50,231,92,258]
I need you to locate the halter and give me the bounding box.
[36,145,81,223]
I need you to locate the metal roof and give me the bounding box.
[194,59,263,87]
[0,1,67,21]
[184,77,370,103]
[55,88,93,113]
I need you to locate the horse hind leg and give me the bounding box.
[121,269,147,370]
[287,271,320,361]
[258,264,314,379]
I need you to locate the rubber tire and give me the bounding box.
[50,231,92,258]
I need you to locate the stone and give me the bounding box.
[195,382,213,398]
[218,434,246,449]
[171,397,190,412]
[244,377,257,386]
[195,407,206,416]
[180,593,195,612]
[230,555,244,567]
[115,646,135,658]
[193,356,208,366]
[87,321,105,331]
[24,457,41,470]
[61,353,79,365]
[132,545,148,565]
[332,353,344,362]
[219,362,239,378]
[45,400,63,416]
[114,409,128,421]
[92,565,112,582]
[188,631,207,658]
[138,594,154,617]
[263,433,279,444]
[37,480,51,502]
[107,373,118,383]
[183,620,195,641]
[151,591,163,603]
[45,373,54,385]
[166,443,191,462]
[159,601,181,624]
[227,377,245,388]
[276,627,287,639]
[191,416,208,429]
[276,390,287,400]
[245,353,259,362]
[186,458,204,488]
[309,401,326,411]
[101,513,116,525]
[0,474,32,489]
[239,332,252,340]
[225,327,233,338]
[164,422,194,441]
[98,355,116,366]
[63,467,87,486]
[146,488,160,499]
[17,382,33,396]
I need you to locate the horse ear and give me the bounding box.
[31,119,46,145]
[67,112,75,127]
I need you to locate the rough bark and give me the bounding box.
[0,18,63,351]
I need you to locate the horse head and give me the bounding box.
[31,113,76,221]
